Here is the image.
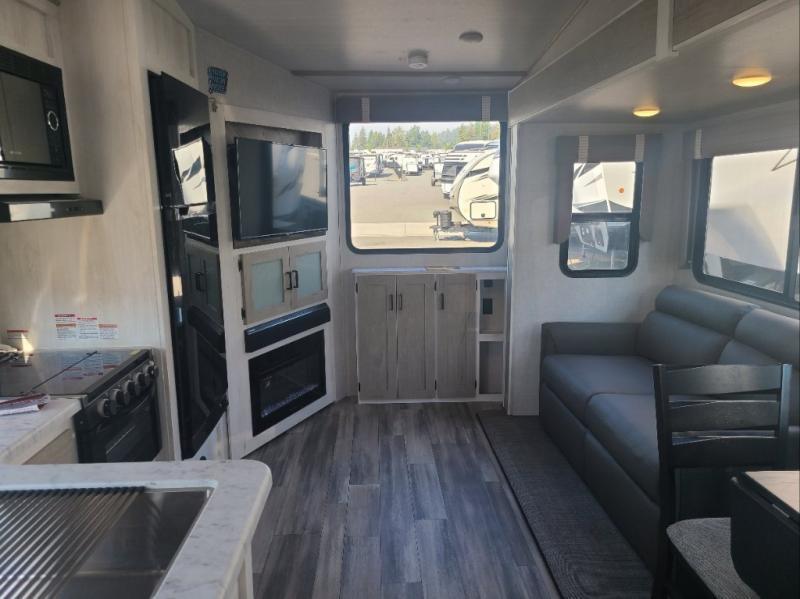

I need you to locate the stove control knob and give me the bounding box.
[109,387,125,408]
[133,371,147,394]
[145,360,158,380]
[120,381,135,406]
[97,395,119,419]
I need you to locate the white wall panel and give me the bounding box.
[505,122,684,414]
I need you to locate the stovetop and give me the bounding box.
[0,350,146,398]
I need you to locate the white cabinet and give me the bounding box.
[240,241,327,325]
[355,271,483,402]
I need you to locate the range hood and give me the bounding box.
[0,195,103,223]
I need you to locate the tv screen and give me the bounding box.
[230,138,327,243]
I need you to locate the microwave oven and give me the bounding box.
[0,44,74,181]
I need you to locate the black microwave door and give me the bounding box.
[0,45,74,180]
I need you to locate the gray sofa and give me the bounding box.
[540,285,800,570]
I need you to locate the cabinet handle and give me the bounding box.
[285,271,293,291]
[440,293,445,310]
[398,294,403,311]
[291,270,299,289]
[389,294,394,311]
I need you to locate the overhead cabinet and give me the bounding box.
[355,272,479,401]
[240,241,327,325]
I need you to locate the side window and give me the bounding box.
[693,148,799,307]
[560,161,642,277]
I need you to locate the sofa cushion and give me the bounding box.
[584,393,659,501]
[635,286,756,365]
[636,312,729,365]
[654,285,756,336]
[541,355,654,422]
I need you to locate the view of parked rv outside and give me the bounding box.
[702,148,798,298]
[564,161,639,272]
[347,121,502,250]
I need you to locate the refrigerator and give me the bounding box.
[148,72,228,458]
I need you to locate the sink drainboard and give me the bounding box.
[0,486,209,598]
[0,487,142,597]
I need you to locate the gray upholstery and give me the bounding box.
[636,311,729,364]
[541,322,639,357]
[541,354,654,421]
[584,394,659,501]
[667,518,757,598]
[539,285,800,571]
[654,285,756,336]
[734,308,800,367]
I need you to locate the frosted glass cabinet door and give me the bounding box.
[289,241,327,309]
[241,247,291,324]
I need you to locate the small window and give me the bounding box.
[560,161,642,277]
[693,148,799,307]
[344,122,505,253]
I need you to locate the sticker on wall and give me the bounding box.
[208,66,228,94]
[77,316,99,341]
[54,313,77,341]
[98,323,119,340]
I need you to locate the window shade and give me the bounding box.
[335,93,508,123]
[554,133,662,243]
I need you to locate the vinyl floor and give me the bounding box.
[246,399,558,599]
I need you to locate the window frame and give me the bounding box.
[342,122,507,255]
[559,161,644,278]
[691,153,800,309]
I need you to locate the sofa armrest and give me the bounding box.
[541,322,640,358]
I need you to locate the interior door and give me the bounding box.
[435,273,477,398]
[241,247,292,324]
[396,274,435,399]
[356,275,398,400]
[289,240,328,309]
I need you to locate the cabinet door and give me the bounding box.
[241,247,292,324]
[356,275,398,400]
[396,274,435,399]
[435,274,477,398]
[186,240,223,324]
[289,241,328,309]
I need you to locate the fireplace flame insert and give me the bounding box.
[249,330,326,436]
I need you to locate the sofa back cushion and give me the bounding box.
[720,308,800,430]
[636,286,756,365]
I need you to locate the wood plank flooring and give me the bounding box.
[246,399,558,599]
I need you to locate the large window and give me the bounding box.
[693,148,799,307]
[560,161,642,277]
[345,122,504,252]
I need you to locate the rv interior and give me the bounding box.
[0,0,799,597]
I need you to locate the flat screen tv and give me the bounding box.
[229,138,327,244]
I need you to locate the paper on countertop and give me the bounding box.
[0,393,50,416]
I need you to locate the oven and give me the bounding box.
[0,44,74,181]
[71,350,162,463]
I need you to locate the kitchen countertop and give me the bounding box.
[0,397,81,464]
[0,459,272,598]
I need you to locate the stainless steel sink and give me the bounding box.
[0,487,210,598]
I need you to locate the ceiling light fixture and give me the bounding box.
[731,73,772,88]
[408,50,428,70]
[459,30,484,43]
[633,106,661,118]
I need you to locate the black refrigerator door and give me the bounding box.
[149,71,227,459]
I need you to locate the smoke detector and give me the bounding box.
[408,50,428,70]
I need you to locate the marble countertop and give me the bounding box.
[0,459,272,598]
[0,397,81,464]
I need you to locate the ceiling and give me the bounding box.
[178,0,601,92]
[528,1,800,124]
